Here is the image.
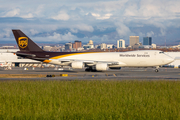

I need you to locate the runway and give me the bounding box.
[0,67,180,80]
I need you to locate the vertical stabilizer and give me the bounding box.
[12,30,43,52]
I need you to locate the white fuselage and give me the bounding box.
[49,50,174,67]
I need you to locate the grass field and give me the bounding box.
[0,80,180,120]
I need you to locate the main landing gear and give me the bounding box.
[155,66,159,72]
[85,67,97,72]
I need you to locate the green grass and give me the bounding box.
[0,80,180,120]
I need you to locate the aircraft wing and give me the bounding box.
[50,59,126,67]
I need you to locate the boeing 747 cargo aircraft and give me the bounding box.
[12,30,174,72]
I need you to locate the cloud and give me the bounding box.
[147,31,154,37]
[47,32,77,41]
[91,13,112,20]
[21,13,34,18]
[0,29,11,38]
[124,4,138,17]
[0,0,180,45]
[30,29,39,35]
[70,28,78,33]
[51,11,70,21]
[122,0,180,20]
[116,23,131,37]
[35,4,44,16]
[73,24,94,32]
[3,8,20,17]
[101,35,109,42]
[159,28,166,36]
[92,0,128,12]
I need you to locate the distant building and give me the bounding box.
[107,44,113,49]
[100,43,106,49]
[143,37,152,45]
[0,46,15,49]
[95,45,100,49]
[72,40,82,50]
[143,45,153,49]
[83,45,91,50]
[61,47,65,52]
[87,40,94,48]
[132,42,142,49]
[82,40,94,50]
[65,42,72,50]
[129,36,139,47]
[152,44,156,49]
[77,47,84,51]
[83,44,94,49]
[172,45,180,49]
[50,46,61,52]
[88,40,93,45]
[112,45,117,49]
[71,48,77,52]
[43,46,52,51]
[117,39,125,48]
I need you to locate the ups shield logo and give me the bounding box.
[18,37,28,49]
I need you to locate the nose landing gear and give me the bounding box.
[155,66,159,72]
[155,69,159,72]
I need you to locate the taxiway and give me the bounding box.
[0,67,180,80]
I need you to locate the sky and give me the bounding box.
[0,0,180,45]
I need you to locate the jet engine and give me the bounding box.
[71,61,84,69]
[96,63,109,71]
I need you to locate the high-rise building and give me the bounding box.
[117,39,125,48]
[143,37,152,45]
[72,40,82,49]
[129,36,139,47]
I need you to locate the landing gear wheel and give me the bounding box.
[85,68,90,72]
[155,69,159,72]
[91,69,97,72]
[85,67,97,72]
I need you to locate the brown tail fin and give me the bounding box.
[12,30,43,52]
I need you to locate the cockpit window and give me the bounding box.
[159,52,164,54]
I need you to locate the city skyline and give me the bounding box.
[0,0,180,45]
[0,36,177,47]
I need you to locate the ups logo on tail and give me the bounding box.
[18,37,28,49]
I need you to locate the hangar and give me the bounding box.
[0,49,41,69]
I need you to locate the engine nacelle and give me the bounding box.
[96,63,109,71]
[71,61,84,69]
